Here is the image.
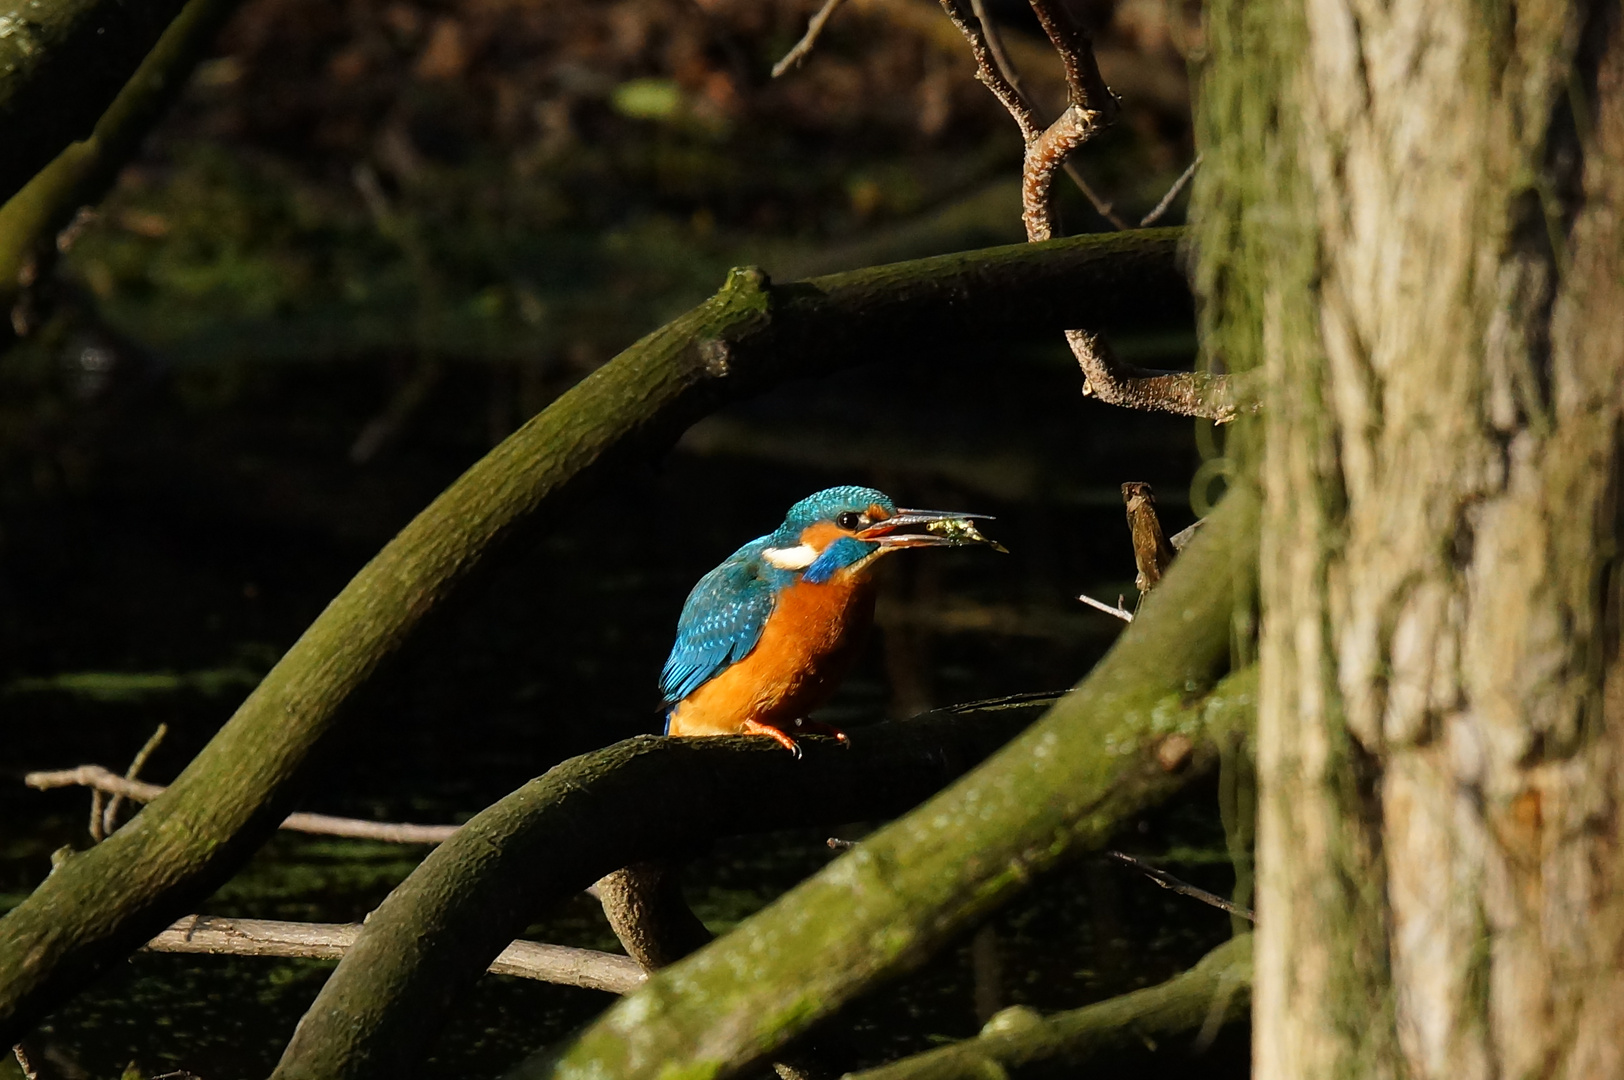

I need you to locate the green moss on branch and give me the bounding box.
[848,934,1252,1080]
[0,0,196,205]
[0,0,243,334]
[0,229,1186,1045]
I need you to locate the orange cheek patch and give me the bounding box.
[866,503,891,521]
[800,520,848,547]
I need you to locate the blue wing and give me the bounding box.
[660,539,779,708]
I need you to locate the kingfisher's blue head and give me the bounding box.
[761,485,989,584]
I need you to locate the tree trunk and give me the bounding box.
[1195,1,1624,1077]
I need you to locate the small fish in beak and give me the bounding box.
[856,509,1007,552]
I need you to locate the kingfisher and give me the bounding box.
[660,485,998,757]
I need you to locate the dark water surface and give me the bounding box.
[2,330,1247,1079]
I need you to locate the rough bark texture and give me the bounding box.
[272,702,1053,1080]
[531,490,1259,1080]
[595,863,714,971]
[1194,1,1624,1076]
[0,0,242,337]
[0,0,192,204]
[846,933,1252,1080]
[0,229,1187,1046]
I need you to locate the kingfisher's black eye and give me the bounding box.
[836,511,862,531]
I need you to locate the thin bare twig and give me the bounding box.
[145,915,646,993]
[87,785,105,845]
[27,766,459,844]
[1063,162,1129,231]
[1077,593,1133,622]
[771,0,850,78]
[12,1043,40,1080]
[937,0,1042,141]
[964,0,1127,229]
[102,722,167,839]
[1139,154,1202,227]
[1105,851,1256,922]
[1027,0,1118,119]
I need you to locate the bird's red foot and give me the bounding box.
[742,718,803,759]
[792,717,850,747]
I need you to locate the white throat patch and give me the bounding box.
[762,543,819,570]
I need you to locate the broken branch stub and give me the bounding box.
[1122,482,1176,593]
[594,862,712,971]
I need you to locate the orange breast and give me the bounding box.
[666,567,877,737]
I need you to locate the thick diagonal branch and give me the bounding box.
[0,0,203,204]
[0,229,1187,1047]
[0,0,245,339]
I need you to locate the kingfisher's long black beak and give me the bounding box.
[855,508,1001,550]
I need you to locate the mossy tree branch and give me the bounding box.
[0,0,196,205]
[0,0,246,338]
[272,701,1055,1080]
[846,933,1252,1080]
[530,488,1258,1080]
[0,229,1188,1046]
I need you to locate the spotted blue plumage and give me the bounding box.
[659,486,896,722]
[659,537,787,708]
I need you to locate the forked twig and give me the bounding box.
[1106,851,1256,922]
[962,0,1125,230]
[772,0,851,78]
[937,0,1240,421]
[1026,0,1117,118]
[938,0,1042,142]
